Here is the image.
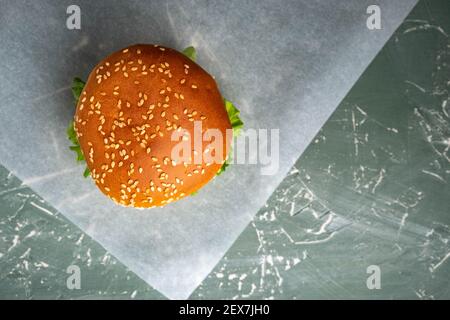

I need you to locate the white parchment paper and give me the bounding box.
[0,0,417,298]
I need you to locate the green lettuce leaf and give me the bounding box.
[72,77,85,100]
[224,99,244,137]
[216,99,244,176]
[83,167,91,178]
[182,46,197,62]
[67,77,90,177]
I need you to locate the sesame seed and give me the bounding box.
[123,48,129,53]
[191,84,197,89]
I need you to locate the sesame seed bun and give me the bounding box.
[73,44,231,208]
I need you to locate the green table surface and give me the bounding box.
[1,0,449,299]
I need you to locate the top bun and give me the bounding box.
[73,44,231,208]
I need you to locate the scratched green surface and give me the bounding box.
[1,0,449,299]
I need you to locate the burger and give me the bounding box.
[67,44,243,208]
